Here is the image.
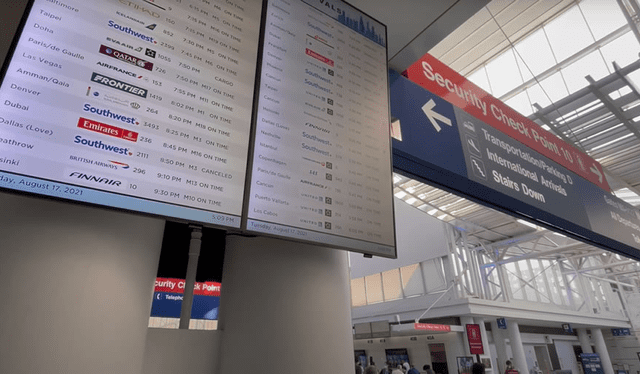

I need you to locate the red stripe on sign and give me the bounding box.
[414,323,451,332]
[404,53,610,192]
[306,48,334,67]
[77,117,138,142]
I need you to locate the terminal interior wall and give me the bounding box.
[0,192,168,374]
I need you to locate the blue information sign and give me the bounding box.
[497,318,507,329]
[580,353,605,374]
[151,292,220,320]
[390,71,640,259]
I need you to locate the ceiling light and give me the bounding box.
[394,191,407,199]
[517,219,538,229]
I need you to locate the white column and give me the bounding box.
[461,316,475,357]
[592,328,614,374]
[217,236,354,374]
[478,318,495,370]
[491,319,509,374]
[507,320,528,374]
[577,328,593,354]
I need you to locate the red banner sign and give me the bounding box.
[154,277,221,297]
[465,324,484,354]
[414,323,452,332]
[404,53,610,192]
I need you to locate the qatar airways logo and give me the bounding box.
[99,45,153,71]
[107,20,157,44]
[77,117,138,142]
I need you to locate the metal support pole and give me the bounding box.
[179,225,203,329]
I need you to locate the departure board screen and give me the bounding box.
[245,0,396,257]
[0,0,262,227]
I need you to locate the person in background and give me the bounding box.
[408,364,421,374]
[380,361,393,374]
[424,364,436,374]
[365,366,379,374]
[356,359,364,374]
[403,361,411,373]
[391,364,405,374]
[472,363,486,374]
[505,360,519,374]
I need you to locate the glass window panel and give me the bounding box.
[505,91,533,117]
[544,6,595,62]
[628,70,640,91]
[527,84,552,109]
[561,50,610,94]
[351,277,367,307]
[521,260,538,302]
[514,52,534,82]
[514,28,557,76]
[548,265,564,305]
[468,66,493,94]
[485,49,524,97]
[422,259,446,293]
[382,269,403,301]
[365,273,384,304]
[532,260,550,303]
[579,0,627,40]
[600,31,640,68]
[400,263,425,297]
[539,72,570,103]
[505,262,524,300]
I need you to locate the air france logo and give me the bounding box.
[83,103,139,125]
[99,45,153,71]
[107,20,157,44]
[73,134,133,156]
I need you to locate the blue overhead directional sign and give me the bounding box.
[390,71,640,259]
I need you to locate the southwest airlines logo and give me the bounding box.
[99,45,153,71]
[73,135,133,156]
[107,20,157,44]
[77,117,139,142]
[83,104,139,125]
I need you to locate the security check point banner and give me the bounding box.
[390,70,640,255]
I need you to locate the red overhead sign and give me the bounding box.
[404,53,611,192]
[414,323,452,332]
[154,277,221,297]
[465,324,484,355]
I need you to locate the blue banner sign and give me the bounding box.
[390,71,640,259]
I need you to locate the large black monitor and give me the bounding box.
[0,0,262,228]
[244,0,396,257]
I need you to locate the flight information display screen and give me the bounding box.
[0,0,262,227]
[245,0,396,257]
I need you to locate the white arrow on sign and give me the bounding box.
[590,164,603,183]
[421,99,452,132]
